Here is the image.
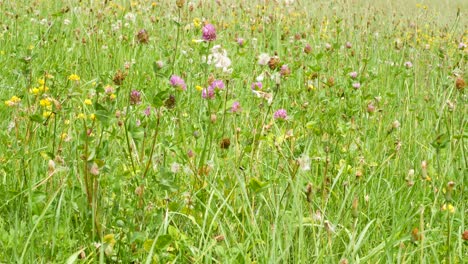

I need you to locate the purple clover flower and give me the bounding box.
[352,82,361,89]
[274,109,288,120]
[202,23,217,42]
[170,75,187,91]
[231,101,241,113]
[210,79,225,90]
[349,71,358,79]
[202,87,215,99]
[251,82,263,91]
[130,90,142,105]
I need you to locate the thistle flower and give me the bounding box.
[274,109,288,120]
[202,23,217,41]
[170,75,187,91]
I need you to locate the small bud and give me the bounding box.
[462,230,468,241]
[220,138,231,149]
[305,183,313,203]
[455,77,465,91]
[210,113,217,123]
[304,43,312,54]
[351,196,359,218]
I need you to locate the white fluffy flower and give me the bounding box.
[207,45,232,73]
[258,53,270,65]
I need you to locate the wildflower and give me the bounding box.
[236,37,245,47]
[268,56,280,70]
[367,103,376,113]
[195,85,203,91]
[458,42,466,50]
[210,79,225,90]
[104,85,114,94]
[297,154,311,171]
[304,43,312,54]
[170,75,187,91]
[231,101,241,113]
[137,29,149,44]
[89,113,96,120]
[280,64,291,76]
[176,0,185,8]
[258,53,271,65]
[84,99,92,105]
[43,111,54,118]
[220,138,231,149]
[251,82,263,91]
[193,18,201,29]
[349,71,358,78]
[392,120,400,129]
[345,41,352,49]
[404,61,413,69]
[202,23,217,41]
[441,203,455,213]
[252,90,273,105]
[130,90,142,105]
[202,86,215,99]
[77,113,86,119]
[274,109,288,120]
[352,82,361,89]
[207,45,232,73]
[68,74,80,81]
[144,106,152,116]
[39,98,52,108]
[325,43,332,50]
[171,162,181,173]
[4,96,21,107]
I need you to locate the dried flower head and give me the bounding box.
[137,29,149,44]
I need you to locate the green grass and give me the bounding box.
[0,0,466,263]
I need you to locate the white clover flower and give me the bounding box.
[258,53,270,65]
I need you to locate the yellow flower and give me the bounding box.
[68,74,80,81]
[64,119,70,125]
[84,99,92,105]
[38,78,45,85]
[195,85,203,91]
[39,98,52,108]
[89,113,96,120]
[109,94,116,100]
[193,18,201,29]
[77,113,86,119]
[61,133,68,140]
[43,111,54,118]
[442,203,455,213]
[4,96,21,107]
[30,87,40,95]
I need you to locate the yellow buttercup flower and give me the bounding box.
[195,85,203,91]
[84,99,92,105]
[5,96,21,107]
[68,74,80,81]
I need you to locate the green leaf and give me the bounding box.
[65,248,85,264]
[29,114,44,123]
[248,177,267,193]
[155,234,172,249]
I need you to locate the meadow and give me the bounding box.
[0,0,466,263]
